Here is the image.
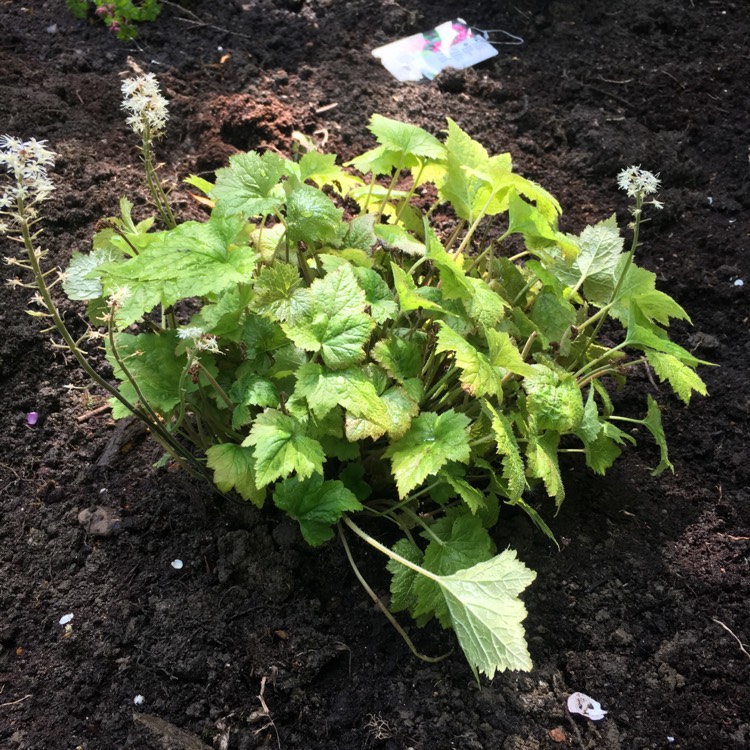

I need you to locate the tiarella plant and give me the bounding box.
[67,0,161,40]
[5,75,709,680]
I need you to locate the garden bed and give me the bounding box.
[1,1,748,748]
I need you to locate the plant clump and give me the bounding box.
[6,75,709,680]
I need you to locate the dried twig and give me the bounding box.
[713,618,750,660]
[0,694,32,708]
[76,403,111,423]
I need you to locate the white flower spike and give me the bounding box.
[617,166,661,198]
[121,73,169,138]
[0,136,57,234]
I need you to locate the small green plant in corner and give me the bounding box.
[67,0,161,40]
[3,74,709,681]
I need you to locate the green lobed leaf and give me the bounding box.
[391,262,446,313]
[99,213,259,328]
[523,364,584,433]
[352,266,398,323]
[243,408,325,487]
[295,362,390,429]
[387,538,424,613]
[551,216,624,303]
[375,224,426,257]
[251,262,310,324]
[371,337,422,383]
[272,474,362,546]
[285,183,343,245]
[345,384,420,441]
[205,443,265,506]
[486,329,536,379]
[438,119,491,223]
[368,114,446,160]
[211,150,287,217]
[463,277,509,330]
[64,246,123,300]
[611,259,691,326]
[385,410,472,498]
[282,263,374,369]
[641,395,675,475]
[645,350,708,405]
[526,429,565,506]
[484,402,526,501]
[435,322,503,398]
[107,331,193,419]
[438,549,536,677]
[439,464,487,515]
[412,513,495,627]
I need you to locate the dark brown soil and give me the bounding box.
[1,1,748,749]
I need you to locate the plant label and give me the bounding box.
[372,19,498,82]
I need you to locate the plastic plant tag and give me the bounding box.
[372,19,498,82]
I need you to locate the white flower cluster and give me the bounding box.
[617,166,661,198]
[121,74,169,138]
[177,326,220,353]
[0,135,56,232]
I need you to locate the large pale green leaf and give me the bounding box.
[506,191,576,260]
[64,246,123,300]
[272,475,362,546]
[283,263,374,369]
[412,513,494,627]
[438,119,491,223]
[435,322,503,397]
[464,278,509,329]
[624,309,704,368]
[439,550,536,677]
[295,362,389,429]
[385,410,471,498]
[375,224,426,257]
[205,443,265,506]
[211,150,287,217]
[243,408,324,487]
[291,150,363,195]
[99,213,258,327]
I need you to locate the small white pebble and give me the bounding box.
[171,559,184,570]
[734,279,744,287]
[707,196,713,205]
[59,613,74,626]
[134,694,145,706]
